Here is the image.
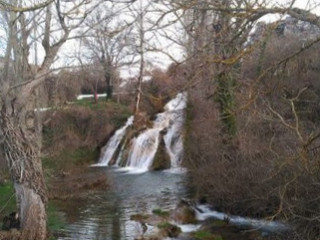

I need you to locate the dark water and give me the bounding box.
[57,168,188,240]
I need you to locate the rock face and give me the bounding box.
[151,133,171,170]
[249,16,320,44]
[281,16,320,39]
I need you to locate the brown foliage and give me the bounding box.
[184,31,320,239]
[48,169,108,201]
[43,103,131,155]
[142,67,188,115]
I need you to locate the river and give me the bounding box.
[57,167,189,240]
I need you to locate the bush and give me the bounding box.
[43,102,131,155]
[183,32,320,239]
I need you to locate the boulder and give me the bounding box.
[151,134,171,170]
[171,200,197,224]
[158,222,182,238]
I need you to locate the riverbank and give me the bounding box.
[0,99,131,239]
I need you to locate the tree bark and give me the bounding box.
[1,102,47,240]
[134,6,145,116]
[15,183,46,240]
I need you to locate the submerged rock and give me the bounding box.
[171,200,197,224]
[130,214,151,223]
[199,219,265,240]
[157,222,182,238]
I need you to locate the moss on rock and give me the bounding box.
[171,200,196,224]
[192,230,224,240]
[157,222,181,238]
[151,133,171,170]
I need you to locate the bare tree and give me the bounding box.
[0,1,100,239]
[81,3,136,101]
[125,0,156,117]
[159,0,320,237]
[133,1,146,115]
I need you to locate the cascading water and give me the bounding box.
[127,93,186,171]
[126,128,161,170]
[93,116,134,166]
[95,93,187,171]
[163,111,184,168]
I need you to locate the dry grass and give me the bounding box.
[48,168,108,201]
[42,102,131,155]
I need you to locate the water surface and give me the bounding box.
[58,167,188,240]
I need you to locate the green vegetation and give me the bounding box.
[75,98,109,109]
[0,99,129,236]
[0,183,66,233]
[215,73,236,136]
[47,203,66,232]
[192,230,224,240]
[211,220,228,227]
[0,182,16,226]
[152,208,170,217]
[75,98,130,115]
[157,221,173,229]
[157,222,182,238]
[111,112,132,129]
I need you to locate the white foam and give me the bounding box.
[195,205,290,232]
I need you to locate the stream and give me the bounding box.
[56,92,289,239]
[57,167,189,240]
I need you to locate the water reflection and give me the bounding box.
[58,168,188,240]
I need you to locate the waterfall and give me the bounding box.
[163,111,184,168]
[125,112,170,170]
[92,116,134,167]
[95,93,187,171]
[162,93,186,168]
[126,128,161,170]
[126,93,186,171]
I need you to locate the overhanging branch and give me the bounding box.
[0,0,54,12]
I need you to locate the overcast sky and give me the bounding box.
[40,0,320,79]
[1,0,319,79]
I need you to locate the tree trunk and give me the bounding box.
[105,70,113,100]
[134,6,145,117]
[15,183,46,240]
[106,84,113,101]
[134,87,142,115]
[1,104,47,240]
[94,90,98,104]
